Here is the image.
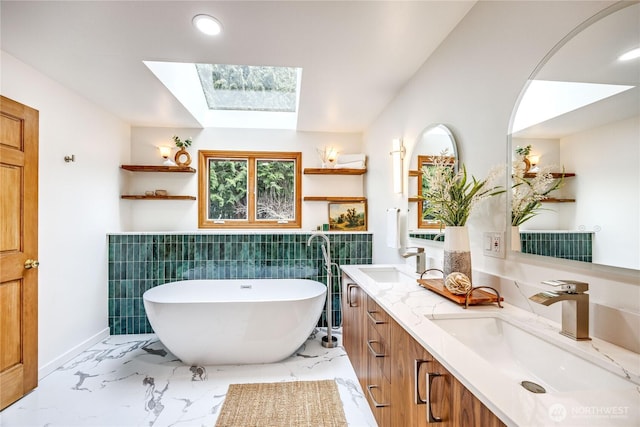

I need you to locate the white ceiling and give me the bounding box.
[0,1,475,133]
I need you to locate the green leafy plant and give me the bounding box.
[172,135,192,149]
[421,152,503,226]
[514,144,531,156]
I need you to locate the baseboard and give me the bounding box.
[38,327,110,380]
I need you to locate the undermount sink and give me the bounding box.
[360,267,413,283]
[431,316,635,393]
[358,266,414,283]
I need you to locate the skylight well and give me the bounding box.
[144,61,302,129]
[512,79,634,133]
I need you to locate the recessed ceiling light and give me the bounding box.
[192,14,222,36]
[619,47,640,61]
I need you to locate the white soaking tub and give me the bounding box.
[143,279,326,365]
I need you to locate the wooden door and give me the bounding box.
[0,95,39,410]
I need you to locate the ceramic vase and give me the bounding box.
[443,226,472,282]
[511,225,522,252]
[174,148,192,167]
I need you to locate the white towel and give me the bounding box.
[337,154,366,164]
[334,160,365,169]
[386,208,400,249]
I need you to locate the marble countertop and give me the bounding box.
[341,264,640,426]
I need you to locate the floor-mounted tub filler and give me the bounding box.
[307,232,340,348]
[143,279,326,365]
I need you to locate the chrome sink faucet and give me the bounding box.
[529,280,590,341]
[402,247,426,273]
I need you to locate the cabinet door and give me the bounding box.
[451,377,505,427]
[391,319,452,427]
[341,276,366,388]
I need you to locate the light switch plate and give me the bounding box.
[483,232,505,258]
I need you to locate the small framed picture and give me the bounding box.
[328,202,367,231]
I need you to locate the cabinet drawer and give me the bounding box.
[367,322,391,382]
[366,359,391,426]
[366,296,390,338]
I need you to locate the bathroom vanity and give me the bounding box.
[341,265,640,426]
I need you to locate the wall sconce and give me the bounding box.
[390,138,405,194]
[158,146,175,166]
[326,147,338,165]
[317,146,338,168]
[528,154,540,172]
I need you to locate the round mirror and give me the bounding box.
[508,3,639,271]
[407,124,458,242]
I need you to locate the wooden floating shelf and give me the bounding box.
[409,170,421,177]
[541,197,575,203]
[121,165,196,173]
[523,172,575,179]
[303,196,367,202]
[303,168,366,175]
[121,195,196,200]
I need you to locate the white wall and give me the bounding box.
[1,51,131,377]
[127,127,363,231]
[562,115,640,270]
[363,1,640,351]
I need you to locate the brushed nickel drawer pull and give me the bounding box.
[366,385,390,408]
[414,359,429,404]
[366,339,385,357]
[426,372,443,423]
[346,283,359,307]
[366,309,385,324]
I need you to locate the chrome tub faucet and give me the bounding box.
[529,280,590,341]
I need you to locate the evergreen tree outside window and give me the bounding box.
[198,151,301,229]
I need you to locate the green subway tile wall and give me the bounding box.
[108,233,373,335]
[520,232,593,262]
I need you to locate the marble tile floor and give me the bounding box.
[0,328,377,427]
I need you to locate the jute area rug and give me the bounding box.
[215,379,348,427]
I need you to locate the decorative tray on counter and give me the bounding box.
[417,278,503,308]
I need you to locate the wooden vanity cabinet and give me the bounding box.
[341,272,504,427]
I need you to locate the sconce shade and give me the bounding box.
[158,146,172,158]
[391,138,405,194]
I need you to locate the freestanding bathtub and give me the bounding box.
[143,279,326,365]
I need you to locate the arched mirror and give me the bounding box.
[508,2,639,272]
[407,124,458,242]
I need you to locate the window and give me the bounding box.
[198,151,302,228]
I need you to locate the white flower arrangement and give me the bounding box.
[511,153,563,226]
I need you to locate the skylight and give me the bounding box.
[195,64,298,112]
[512,79,634,133]
[144,61,302,129]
